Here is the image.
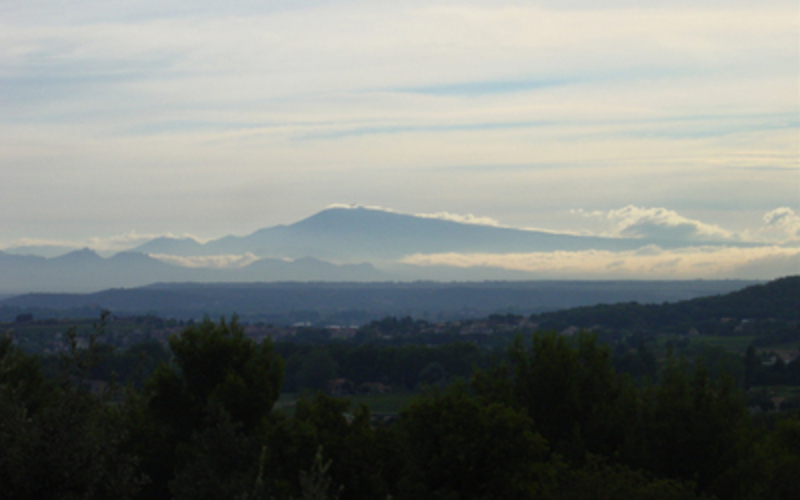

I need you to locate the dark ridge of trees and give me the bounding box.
[2,316,800,500]
[277,341,488,392]
[531,275,800,333]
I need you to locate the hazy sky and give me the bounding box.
[1,0,798,271]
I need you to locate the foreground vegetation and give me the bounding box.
[2,311,799,500]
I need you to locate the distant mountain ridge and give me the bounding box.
[0,249,386,294]
[0,279,760,323]
[2,244,81,258]
[132,207,747,261]
[1,206,780,294]
[134,236,204,255]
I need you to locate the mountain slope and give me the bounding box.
[133,236,204,255]
[135,207,747,261]
[530,275,800,332]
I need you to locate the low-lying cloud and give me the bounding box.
[609,206,735,241]
[759,207,800,241]
[149,253,262,269]
[573,205,736,242]
[401,245,799,280]
[572,205,800,244]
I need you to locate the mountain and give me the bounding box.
[236,256,385,281]
[0,249,387,294]
[133,207,743,261]
[4,207,779,294]
[0,249,187,293]
[0,280,760,323]
[133,236,204,255]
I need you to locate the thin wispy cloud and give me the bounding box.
[414,211,503,227]
[398,78,574,96]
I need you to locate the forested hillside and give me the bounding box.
[529,275,799,334]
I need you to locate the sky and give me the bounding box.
[1,0,798,278]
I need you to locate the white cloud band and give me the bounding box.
[401,245,799,280]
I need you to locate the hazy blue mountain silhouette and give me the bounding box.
[2,244,79,258]
[134,236,204,255]
[0,249,386,294]
[134,207,717,261]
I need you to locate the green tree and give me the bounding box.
[635,354,752,494]
[147,316,283,433]
[0,331,49,411]
[296,447,342,500]
[296,349,338,392]
[290,393,386,500]
[743,344,757,390]
[0,322,142,500]
[418,361,448,388]
[397,382,551,500]
[169,403,265,500]
[710,416,800,500]
[474,331,637,461]
[134,316,284,500]
[541,457,708,500]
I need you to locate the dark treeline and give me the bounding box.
[530,276,799,335]
[18,312,800,403]
[0,279,758,325]
[264,330,800,395]
[276,341,488,393]
[2,315,799,500]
